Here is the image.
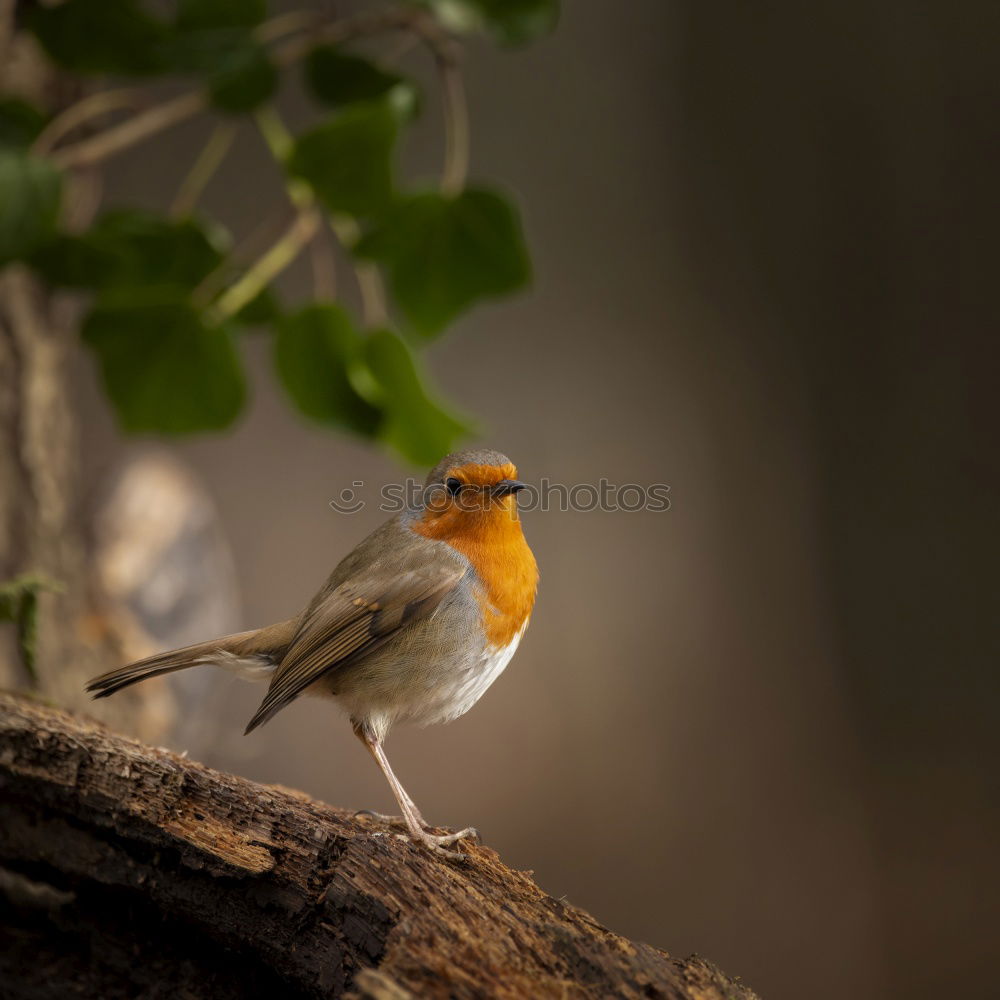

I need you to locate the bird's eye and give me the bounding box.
[445,477,463,496]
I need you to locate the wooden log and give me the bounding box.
[0,693,759,999]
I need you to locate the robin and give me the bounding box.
[87,449,538,858]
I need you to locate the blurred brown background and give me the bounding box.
[70,2,997,998]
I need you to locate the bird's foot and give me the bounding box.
[397,826,480,860]
[355,808,438,833]
[354,809,409,829]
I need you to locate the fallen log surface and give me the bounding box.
[0,692,759,999]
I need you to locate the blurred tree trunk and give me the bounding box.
[0,11,170,739]
[0,269,170,736]
[0,267,94,705]
[0,693,760,1000]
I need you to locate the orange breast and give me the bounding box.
[411,499,538,648]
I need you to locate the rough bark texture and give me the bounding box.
[0,693,759,1000]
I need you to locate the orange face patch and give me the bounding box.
[447,462,518,487]
[412,463,537,647]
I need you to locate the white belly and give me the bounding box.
[415,623,527,727]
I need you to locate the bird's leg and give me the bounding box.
[354,778,429,830]
[352,722,478,859]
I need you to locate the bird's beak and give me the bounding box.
[491,479,527,499]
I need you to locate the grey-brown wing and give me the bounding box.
[244,564,465,733]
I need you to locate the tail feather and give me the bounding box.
[86,629,262,699]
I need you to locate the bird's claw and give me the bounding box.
[393,825,480,860]
[354,809,408,828]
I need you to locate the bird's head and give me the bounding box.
[417,449,528,532]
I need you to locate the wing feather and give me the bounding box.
[244,564,465,733]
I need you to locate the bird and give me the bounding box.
[87,449,539,858]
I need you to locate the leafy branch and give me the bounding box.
[208,206,320,324]
[0,0,552,463]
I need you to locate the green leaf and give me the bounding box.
[305,47,418,117]
[208,39,277,113]
[29,234,114,287]
[93,211,224,287]
[288,102,397,217]
[0,152,61,265]
[0,99,47,150]
[164,4,273,110]
[356,187,531,337]
[176,0,267,31]
[82,290,246,434]
[31,210,223,290]
[163,26,246,72]
[27,0,170,76]
[274,305,381,436]
[363,329,469,464]
[236,287,282,327]
[415,0,559,45]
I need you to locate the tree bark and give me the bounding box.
[0,693,759,1000]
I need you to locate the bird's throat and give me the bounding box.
[411,505,538,647]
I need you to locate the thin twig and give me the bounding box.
[253,105,336,301]
[270,7,416,69]
[330,216,388,328]
[64,169,104,232]
[437,56,469,194]
[32,88,145,156]
[207,208,320,324]
[309,221,337,301]
[254,105,294,162]
[41,6,453,175]
[50,91,206,170]
[194,207,293,304]
[407,13,469,194]
[254,8,324,43]
[170,122,238,218]
[354,262,389,328]
[254,107,314,214]
[46,7,391,171]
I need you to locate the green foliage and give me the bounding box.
[176,0,267,31]
[207,40,278,113]
[9,1,551,464]
[0,99,47,150]
[413,0,559,45]
[288,102,398,217]
[27,0,170,76]
[274,305,381,435]
[82,292,246,434]
[33,209,223,291]
[305,48,418,115]
[0,574,62,684]
[274,308,469,459]
[357,188,531,337]
[169,1,275,112]
[0,152,61,265]
[236,288,283,326]
[363,330,470,465]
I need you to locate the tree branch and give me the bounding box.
[44,6,466,181]
[31,87,146,157]
[170,121,238,219]
[407,15,470,195]
[206,207,320,323]
[0,693,759,1000]
[49,91,206,170]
